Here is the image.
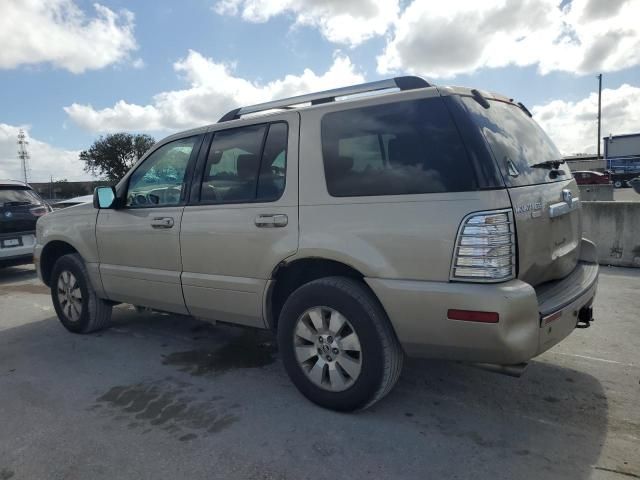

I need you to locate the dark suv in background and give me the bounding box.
[1,180,51,267]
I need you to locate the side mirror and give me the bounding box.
[93,186,116,209]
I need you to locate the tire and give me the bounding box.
[50,253,112,334]
[277,276,403,411]
[614,180,622,188]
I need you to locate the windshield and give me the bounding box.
[461,97,570,187]
[0,187,42,206]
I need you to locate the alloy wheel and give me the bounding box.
[57,270,82,322]
[293,306,363,392]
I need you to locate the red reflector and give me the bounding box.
[542,311,562,325]
[447,309,499,323]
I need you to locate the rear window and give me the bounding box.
[321,98,476,197]
[460,97,570,187]
[0,187,41,206]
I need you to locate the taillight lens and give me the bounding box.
[451,209,515,282]
[30,205,49,217]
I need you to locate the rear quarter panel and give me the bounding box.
[296,191,512,280]
[297,99,513,280]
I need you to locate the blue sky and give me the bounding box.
[1,0,639,181]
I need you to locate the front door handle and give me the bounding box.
[151,217,175,229]
[255,214,288,228]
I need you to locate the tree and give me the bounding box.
[79,133,155,181]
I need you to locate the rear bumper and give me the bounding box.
[0,231,36,265]
[366,241,598,365]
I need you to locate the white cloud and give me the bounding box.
[131,58,145,69]
[213,0,399,46]
[64,50,365,133]
[533,83,640,155]
[0,124,92,182]
[378,0,640,78]
[0,0,137,73]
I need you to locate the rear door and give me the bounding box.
[460,97,581,286]
[180,113,299,328]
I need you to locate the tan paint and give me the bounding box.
[96,206,188,314]
[180,111,300,327]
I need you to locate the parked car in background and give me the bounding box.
[51,195,94,210]
[1,180,51,267]
[34,77,598,411]
[629,177,640,194]
[608,171,637,188]
[573,170,610,185]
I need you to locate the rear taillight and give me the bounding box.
[30,205,49,217]
[450,209,515,282]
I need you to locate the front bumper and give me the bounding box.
[366,244,599,365]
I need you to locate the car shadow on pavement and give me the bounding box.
[0,306,611,480]
[0,264,37,286]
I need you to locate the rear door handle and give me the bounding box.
[255,214,288,228]
[151,217,175,228]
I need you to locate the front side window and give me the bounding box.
[201,122,288,204]
[126,136,198,207]
[321,98,475,197]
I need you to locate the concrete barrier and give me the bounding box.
[581,201,640,267]
[578,184,614,201]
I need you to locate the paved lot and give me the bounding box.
[614,188,640,202]
[0,265,638,480]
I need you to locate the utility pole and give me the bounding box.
[597,74,602,159]
[17,129,30,184]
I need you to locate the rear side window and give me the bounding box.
[321,98,476,197]
[460,97,570,187]
[257,122,288,202]
[200,122,287,204]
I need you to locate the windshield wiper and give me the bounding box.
[530,159,566,169]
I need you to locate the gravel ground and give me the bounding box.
[0,264,638,480]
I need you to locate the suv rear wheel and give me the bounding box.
[51,253,112,333]
[278,276,403,411]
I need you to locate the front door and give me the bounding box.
[96,135,201,313]
[180,114,299,327]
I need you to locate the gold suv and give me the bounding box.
[35,77,598,411]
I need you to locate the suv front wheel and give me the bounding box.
[278,277,403,411]
[51,253,112,334]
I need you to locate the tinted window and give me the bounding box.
[461,97,570,187]
[0,187,41,206]
[257,123,288,201]
[201,122,287,204]
[127,136,198,207]
[322,98,475,197]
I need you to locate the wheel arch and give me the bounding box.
[266,257,376,331]
[40,240,80,287]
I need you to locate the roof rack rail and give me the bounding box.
[218,76,430,122]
